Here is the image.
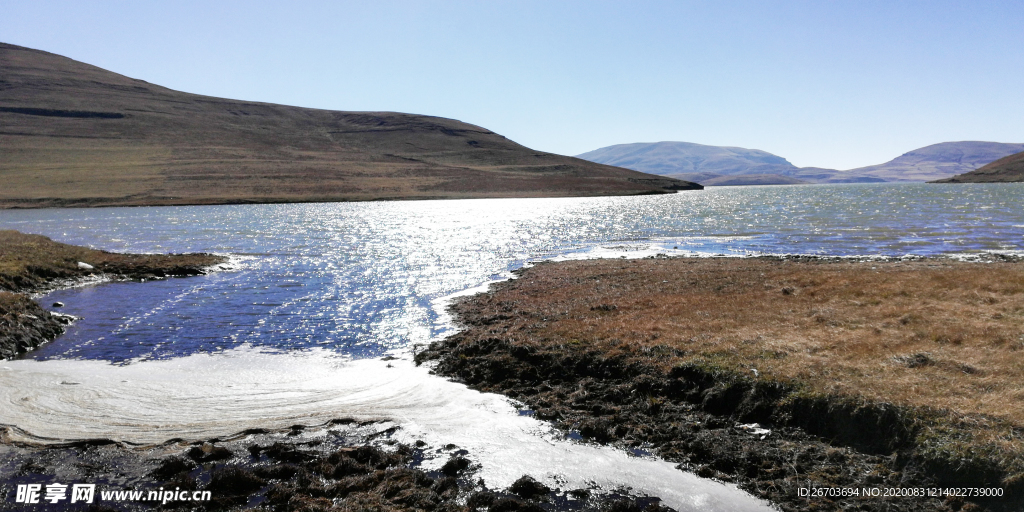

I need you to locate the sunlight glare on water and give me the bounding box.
[0,183,1020,362]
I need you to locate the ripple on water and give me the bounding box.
[2,183,1020,362]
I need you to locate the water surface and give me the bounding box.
[1,183,1020,362]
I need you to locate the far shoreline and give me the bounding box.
[0,188,692,210]
[8,180,1024,212]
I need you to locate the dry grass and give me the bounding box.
[476,257,1024,463]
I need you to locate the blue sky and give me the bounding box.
[3,0,1022,169]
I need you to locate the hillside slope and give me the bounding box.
[849,141,1024,182]
[931,150,1024,183]
[576,141,877,185]
[576,141,798,176]
[0,43,698,208]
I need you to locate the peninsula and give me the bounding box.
[0,42,699,209]
[0,230,224,358]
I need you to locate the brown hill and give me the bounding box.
[931,150,1024,183]
[0,43,698,208]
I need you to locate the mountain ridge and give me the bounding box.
[577,141,1024,185]
[846,141,1024,182]
[0,42,698,208]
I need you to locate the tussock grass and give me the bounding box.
[470,256,1024,477]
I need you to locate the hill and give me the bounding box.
[931,150,1024,183]
[577,141,1024,185]
[576,142,877,185]
[576,141,798,176]
[0,43,698,208]
[848,141,1024,182]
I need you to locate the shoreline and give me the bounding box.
[417,255,1024,512]
[0,230,226,359]
[0,232,716,512]
[5,232,1023,510]
[1,346,764,511]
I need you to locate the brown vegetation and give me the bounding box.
[511,257,1024,424]
[420,256,1024,511]
[0,230,224,292]
[0,42,698,209]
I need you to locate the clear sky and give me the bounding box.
[2,1,1022,169]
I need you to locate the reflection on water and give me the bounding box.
[0,183,1021,362]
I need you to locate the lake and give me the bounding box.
[2,183,1021,363]
[1,183,1022,511]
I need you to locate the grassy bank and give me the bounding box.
[418,256,1024,511]
[0,229,225,358]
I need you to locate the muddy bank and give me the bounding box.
[417,256,1024,512]
[1,421,672,512]
[0,230,225,359]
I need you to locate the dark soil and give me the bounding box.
[0,292,73,359]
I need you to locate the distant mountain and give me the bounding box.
[847,142,1024,182]
[931,150,1024,183]
[784,167,886,184]
[577,141,1024,186]
[576,141,798,177]
[575,142,875,185]
[0,43,697,209]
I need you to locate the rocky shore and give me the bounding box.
[417,256,1024,512]
[0,291,72,359]
[0,229,225,359]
